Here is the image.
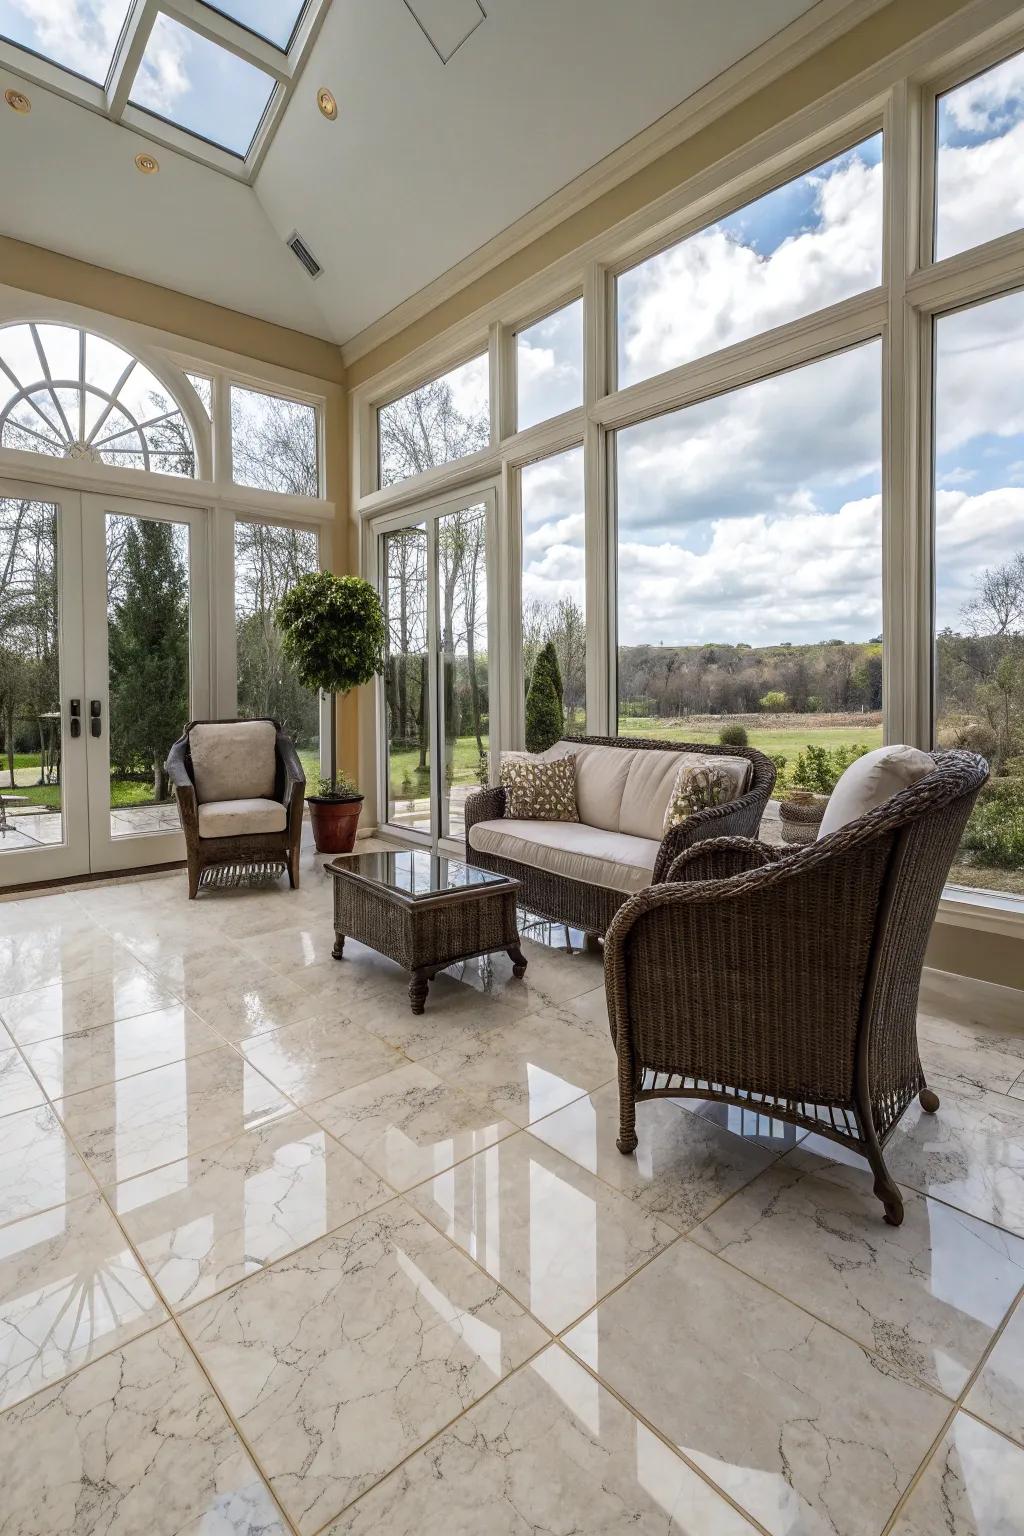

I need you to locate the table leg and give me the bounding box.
[409,969,430,1013]
[507,944,528,979]
[332,933,346,960]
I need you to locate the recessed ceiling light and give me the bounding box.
[4,88,31,114]
[135,152,160,174]
[317,87,338,120]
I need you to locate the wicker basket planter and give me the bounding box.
[779,791,828,845]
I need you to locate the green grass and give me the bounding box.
[616,716,884,757]
[388,736,487,802]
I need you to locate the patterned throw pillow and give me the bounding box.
[663,761,737,831]
[500,755,579,822]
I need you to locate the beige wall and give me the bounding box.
[927,922,1023,991]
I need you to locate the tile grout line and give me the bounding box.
[878,1276,1024,1535]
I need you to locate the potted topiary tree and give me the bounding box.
[275,571,386,854]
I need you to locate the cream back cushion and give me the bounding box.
[618,749,691,839]
[190,720,278,805]
[817,744,934,838]
[572,744,635,832]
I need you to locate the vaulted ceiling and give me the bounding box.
[0,0,829,348]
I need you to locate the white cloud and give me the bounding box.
[939,50,1024,135]
[935,118,1024,259]
[3,0,130,79]
[618,151,883,386]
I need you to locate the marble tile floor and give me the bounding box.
[0,839,1022,1534]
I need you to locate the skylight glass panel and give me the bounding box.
[200,0,306,51]
[130,13,275,157]
[0,0,132,84]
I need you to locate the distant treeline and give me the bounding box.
[617,638,884,718]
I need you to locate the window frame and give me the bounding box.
[349,4,1024,915]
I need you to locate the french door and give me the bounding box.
[378,488,498,848]
[0,480,210,888]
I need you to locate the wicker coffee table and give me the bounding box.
[327,850,527,1013]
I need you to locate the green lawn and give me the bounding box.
[616,715,884,757]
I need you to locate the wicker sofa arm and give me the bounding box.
[653,788,773,880]
[464,784,507,853]
[666,837,785,883]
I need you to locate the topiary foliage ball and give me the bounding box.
[275,572,386,696]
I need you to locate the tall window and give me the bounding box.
[521,447,586,735]
[617,135,883,389]
[0,323,196,475]
[616,343,883,778]
[934,292,1024,897]
[230,387,319,497]
[378,354,489,488]
[935,51,1024,261]
[234,520,321,781]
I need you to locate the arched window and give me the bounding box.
[0,323,198,477]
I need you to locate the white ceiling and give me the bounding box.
[0,0,825,349]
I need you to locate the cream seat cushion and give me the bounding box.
[818,744,935,839]
[198,798,286,839]
[190,720,277,804]
[469,818,659,896]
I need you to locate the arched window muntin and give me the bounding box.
[0,321,212,481]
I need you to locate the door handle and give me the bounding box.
[90,699,102,738]
[69,699,81,739]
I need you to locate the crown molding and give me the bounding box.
[339,0,892,368]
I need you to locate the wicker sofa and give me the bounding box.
[604,749,988,1225]
[465,734,776,937]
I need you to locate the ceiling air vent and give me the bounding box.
[286,231,321,279]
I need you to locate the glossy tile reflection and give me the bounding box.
[0,1194,165,1409]
[317,1062,518,1190]
[0,962,177,1045]
[890,1413,1024,1536]
[0,1323,287,1535]
[329,1343,759,1535]
[20,1005,224,1099]
[964,1296,1024,1446]
[180,1201,546,1531]
[0,1104,94,1225]
[115,1111,391,1308]
[53,1048,290,1185]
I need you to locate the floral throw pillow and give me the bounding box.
[663,761,737,831]
[500,755,579,822]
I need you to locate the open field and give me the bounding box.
[616,712,884,758]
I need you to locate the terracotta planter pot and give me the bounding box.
[308,795,363,854]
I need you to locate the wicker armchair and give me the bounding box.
[466,735,776,938]
[604,750,988,1225]
[166,719,305,898]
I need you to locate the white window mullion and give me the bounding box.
[584,260,611,737]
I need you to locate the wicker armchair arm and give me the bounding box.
[164,734,197,839]
[666,837,785,883]
[276,730,306,827]
[653,787,774,880]
[464,784,507,851]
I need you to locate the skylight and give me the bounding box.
[0,0,132,84]
[130,12,276,157]
[200,0,307,52]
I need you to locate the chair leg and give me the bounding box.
[186,850,201,900]
[862,1125,904,1226]
[616,1084,638,1155]
[919,1086,940,1113]
[288,846,300,889]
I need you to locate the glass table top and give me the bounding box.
[329,850,512,900]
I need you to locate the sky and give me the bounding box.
[0,0,286,154]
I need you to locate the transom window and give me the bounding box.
[0,323,196,476]
[378,354,489,488]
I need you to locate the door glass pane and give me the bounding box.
[437,504,489,841]
[0,498,63,853]
[106,512,190,839]
[935,51,1024,262]
[382,525,431,833]
[615,344,884,792]
[234,520,320,784]
[522,447,586,737]
[617,134,883,389]
[934,292,1024,897]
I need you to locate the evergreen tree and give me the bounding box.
[525,640,564,752]
[107,519,189,800]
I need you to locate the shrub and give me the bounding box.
[961,778,1024,870]
[525,650,564,752]
[937,717,998,758]
[719,723,749,747]
[759,691,788,712]
[789,742,872,795]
